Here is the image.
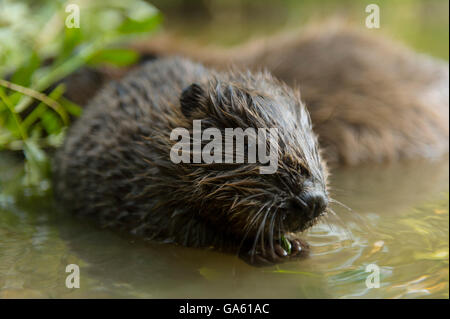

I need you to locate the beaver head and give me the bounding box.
[152,69,329,261]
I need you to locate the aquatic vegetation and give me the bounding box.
[0,0,161,186]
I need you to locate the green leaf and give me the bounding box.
[55,27,85,66]
[59,97,82,117]
[89,48,140,67]
[41,110,62,135]
[281,236,292,254]
[24,140,47,165]
[118,13,162,34]
[22,84,66,131]
[10,52,41,87]
[0,0,162,185]
[23,140,50,187]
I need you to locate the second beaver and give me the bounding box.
[58,25,449,165]
[54,57,329,266]
[135,25,450,165]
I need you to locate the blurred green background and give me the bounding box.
[150,0,449,60]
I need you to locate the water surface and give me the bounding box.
[0,152,448,298]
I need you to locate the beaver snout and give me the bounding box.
[300,190,328,219]
[285,190,328,230]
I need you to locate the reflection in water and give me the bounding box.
[0,153,448,298]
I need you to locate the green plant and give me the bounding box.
[0,0,162,187]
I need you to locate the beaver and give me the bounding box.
[133,25,449,165]
[53,25,448,266]
[53,57,329,266]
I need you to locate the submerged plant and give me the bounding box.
[0,0,162,187]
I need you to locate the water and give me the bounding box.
[0,152,448,298]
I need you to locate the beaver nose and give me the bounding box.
[303,191,328,218]
[290,191,328,219]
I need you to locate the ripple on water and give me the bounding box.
[0,153,448,298]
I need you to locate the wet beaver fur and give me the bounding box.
[54,57,329,266]
[134,25,449,165]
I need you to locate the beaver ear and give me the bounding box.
[180,83,206,118]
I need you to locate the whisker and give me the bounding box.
[277,217,281,247]
[250,215,263,263]
[325,206,353,239]
[328,197,371,232]
[260,200,276,256]
[249,203,272,263]
[236,202,270,258]
[254,206,271,257]
[269,208,278,258]
[329,198,352,212]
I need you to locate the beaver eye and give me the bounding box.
[300,166,311,178]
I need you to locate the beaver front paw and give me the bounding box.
[239,238,309,267]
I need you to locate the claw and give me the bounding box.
[291,239,301,256]
[275,244,288,257]
[240,237,309,266]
